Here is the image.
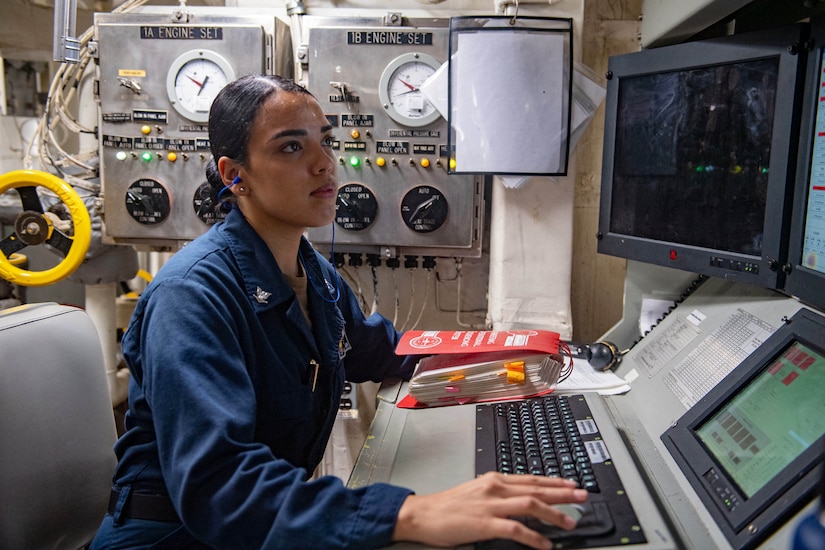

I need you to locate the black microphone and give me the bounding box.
[564,340,621,371]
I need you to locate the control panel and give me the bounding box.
[305,21,483,257]
[94,11,288,249]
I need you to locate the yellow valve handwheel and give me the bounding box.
[0,169,92,287]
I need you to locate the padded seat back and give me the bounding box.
[0,302,117,549]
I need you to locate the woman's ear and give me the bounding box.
[217,156,242,187]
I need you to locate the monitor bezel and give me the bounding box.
[597,24,808,290]
[661,307,825,550]
[785,17,825,311]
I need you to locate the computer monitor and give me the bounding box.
[597,24,808,289]
[661,307,825,550]
[785,18,825,311]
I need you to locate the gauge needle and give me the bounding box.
[398,78,417,91]
[408,197,436,222]
[186,74,204,88]
[393,89,419,99]
[196,75,210,96]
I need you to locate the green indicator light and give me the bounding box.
[115,151,127,161]
[349,156,361,168]
[141,152,153,163]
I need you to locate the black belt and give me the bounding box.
[109,487,180,522]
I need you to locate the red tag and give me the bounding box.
[396,329,560,356]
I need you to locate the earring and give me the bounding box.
[238,186,246,192]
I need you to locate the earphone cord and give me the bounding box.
[217,176,242,208]
[329,221,335,267]
[299,222,340,304]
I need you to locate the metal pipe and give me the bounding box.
[86,283,130,407]
[52,0,80,63]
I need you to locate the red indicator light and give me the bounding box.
[669,250,678,261]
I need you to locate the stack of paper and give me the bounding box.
[407,351,565,406]
[395,329,568,408]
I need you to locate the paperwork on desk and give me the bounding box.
[554,358,631,395]
[403,351,565,407]
[393,330,631,408]
[397,357,630,409]
[395,329,565,408]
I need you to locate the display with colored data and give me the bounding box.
[696,341,825,498]
[662,307,825,549]
[784,21,825,310]
[800,51,825,276]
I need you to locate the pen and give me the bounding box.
[310,359,319,392]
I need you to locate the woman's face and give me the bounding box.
[236,91,337,235]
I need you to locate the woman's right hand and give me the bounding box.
[392,472,588,549]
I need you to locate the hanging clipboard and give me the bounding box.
[447,16,573,176]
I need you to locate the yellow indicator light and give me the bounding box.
[449,158,457,170]
[350,129,360,139]
[349,156,361,168]
[140,125,151,135]
[141,152,153,163]
[115,151,127,161]
[420,158,430,168]
[376,157,386,167]
[167,152,178,162]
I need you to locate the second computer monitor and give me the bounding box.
[786,17,825,312]
[598,24,808,290]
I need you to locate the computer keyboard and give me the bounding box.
[475,394,647,549]
[484,395,600,488]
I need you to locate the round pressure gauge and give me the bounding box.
[401,185,448,233]
[166,50,235,123]
[335,183,378,231]
[378,52,442,127]
[125,178,171,225]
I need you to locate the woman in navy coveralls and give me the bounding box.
[90,74,586,550]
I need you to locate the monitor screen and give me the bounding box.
[598,25,807,289]
[662,308,825,549]
[785,18,825,311]
[695,340,825,499]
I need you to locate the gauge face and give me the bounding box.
[378,52,442,127]
[166,50,235,123]
[125,178,170,225]
[335,183,378,231]
[401,185,448,233]
[192,181,226,226]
